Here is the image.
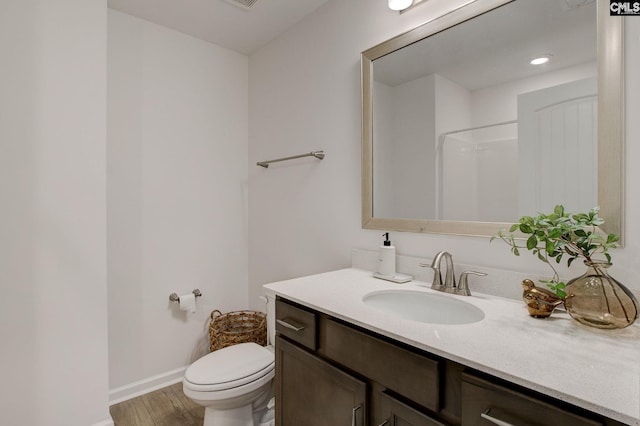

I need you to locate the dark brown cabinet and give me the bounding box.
[461,373,601,426]
[275,297,624,426]
[377,391,447,426]
[319,316,440,413]
[275,336,366,426]
[275,298,444,426]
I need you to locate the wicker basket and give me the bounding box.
[208,310,267,352]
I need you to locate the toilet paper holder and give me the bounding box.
[169,289,202,302]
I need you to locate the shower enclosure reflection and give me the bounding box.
[438,121,518,222]
[370,0,599,223]
[435,76,597,222]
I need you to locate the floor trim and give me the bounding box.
[109,366,187,405]
[92,418,115,426]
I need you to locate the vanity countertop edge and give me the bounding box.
[263,267,640,426]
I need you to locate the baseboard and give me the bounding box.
[92,418,114,426]
[109,366,187,405]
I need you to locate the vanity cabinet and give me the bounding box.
[377,390,446,426]
[319,316,440,413]
[460,373,601,426]
[275,298,445,426]
[274,297,624,426]
[275,336,367,425]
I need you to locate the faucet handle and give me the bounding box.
[456,271,487,296]
[419,262,445,291]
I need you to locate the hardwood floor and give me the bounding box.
[110,383,204,426]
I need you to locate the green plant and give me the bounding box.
[491,205,619,298]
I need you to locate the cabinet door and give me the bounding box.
[461,373,602,426]
[320,317,440,412]
[275,336,367,426]
[376,391,446,426]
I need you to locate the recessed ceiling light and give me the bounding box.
[530,55,552,65]
[388,0,414,11]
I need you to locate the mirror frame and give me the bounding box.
[361,0,624,242]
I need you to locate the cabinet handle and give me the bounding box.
[276,318,305,332]
[481,409,515,426]
[352,404,362,426]
[377,419,389,426]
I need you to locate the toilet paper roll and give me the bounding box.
[179,293,196,313]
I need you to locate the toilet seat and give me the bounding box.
[184,343,275,393]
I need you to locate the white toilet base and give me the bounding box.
[204,405,253,426]
[186,376,274,426]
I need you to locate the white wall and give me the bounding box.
[248,0,640,308]
[0,1,111,425]
[372,81,395,218]
[375,75,436,219]
[107,10,249,394]
[434,74,473,220]
[434,74,472,137]
[391,75,437,219]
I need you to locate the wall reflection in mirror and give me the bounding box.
[372,0,597,223]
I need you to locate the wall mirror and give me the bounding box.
[362,0,624,240]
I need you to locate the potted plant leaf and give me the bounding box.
[493,205,638,329]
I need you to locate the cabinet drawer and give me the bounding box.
[275,298,317,350]
[378,391,446,426]
[320,317,440,412]
[461,373,601,426]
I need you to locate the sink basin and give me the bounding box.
[362,290,484,325]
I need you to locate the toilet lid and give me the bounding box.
[184,343,274,389]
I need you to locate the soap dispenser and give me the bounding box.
[374,233,412,283]
[378,232,396,277]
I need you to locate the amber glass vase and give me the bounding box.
[564,262,639,329]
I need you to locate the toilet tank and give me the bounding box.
[262,292,276,346]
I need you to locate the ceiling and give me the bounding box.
[107,0,329,55]
[374,0,596,91]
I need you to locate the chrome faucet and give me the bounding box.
[457,271,487,296]
[421,251,455,292]
[420,251,486,296]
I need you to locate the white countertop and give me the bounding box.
[264,268,640,426]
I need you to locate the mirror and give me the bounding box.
[362,0,623,240]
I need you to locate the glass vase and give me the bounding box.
[564,262,639,329]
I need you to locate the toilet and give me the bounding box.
[183,295,276,426]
